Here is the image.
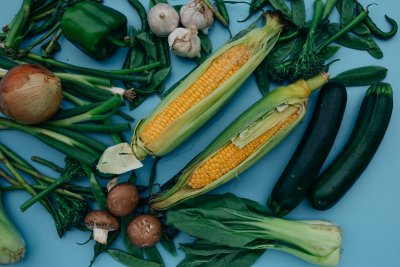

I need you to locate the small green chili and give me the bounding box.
[355,1,398,39]
[128,0,149,32]
[215,0,230,25]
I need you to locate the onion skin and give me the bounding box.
[0,64,63,124]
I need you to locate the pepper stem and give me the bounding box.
[107,35,130,47]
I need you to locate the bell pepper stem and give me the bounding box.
[107,35,130,47]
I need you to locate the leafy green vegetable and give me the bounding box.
[167,194,342,267]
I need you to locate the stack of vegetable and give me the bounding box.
[0,0,397,267]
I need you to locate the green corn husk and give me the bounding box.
[131,12,286,160]
[0,190,25,265]
[150,73,329,210]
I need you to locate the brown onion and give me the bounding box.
[0,64,63,124]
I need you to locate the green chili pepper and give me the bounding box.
[61,1,129,60]
[249,0,269,16]
[355,1,398,39]
[128,0,149,32]
[215,0,230,25]
[336,0,354,26]
[364,34,383,59]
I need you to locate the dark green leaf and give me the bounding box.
[254,59,270,96]
[291,0,306,26]
[319,45,341,60]
[108,249,161,267]
[121,216,144,258]
[328,23,373,50]
[160,236,177,256]
[198,32,212,54]
[137,32,158,64]
[143,246,164,266]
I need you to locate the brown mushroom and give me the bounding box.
[106,182,140,217]
[84,210,119,245]
[127,214,162,248]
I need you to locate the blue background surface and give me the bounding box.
[1,0,399,266]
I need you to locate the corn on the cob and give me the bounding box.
[150,73,329,210]
[131,12,285,161]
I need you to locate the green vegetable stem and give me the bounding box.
[0,190,25,265]
[19,157,86,212]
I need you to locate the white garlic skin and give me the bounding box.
[180,0,214,34]
[168,26,201,58]
[148,3,180,37]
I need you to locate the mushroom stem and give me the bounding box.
[93,228,110,245]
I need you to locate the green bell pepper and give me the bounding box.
[61,1,128,60]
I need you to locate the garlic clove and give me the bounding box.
[148,3,180,37]
[180,0,214,34]
[168,26,201,59]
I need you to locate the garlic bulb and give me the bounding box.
[148,3,180,37]
[168,26,201,58]
[180,0,214,34]
[0,64,62,124]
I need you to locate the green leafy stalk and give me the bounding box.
[166,194,342,267]
[4,0,33,55]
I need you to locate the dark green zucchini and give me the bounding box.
[267,82,347,217]
[309,82,393,210]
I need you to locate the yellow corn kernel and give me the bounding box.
[188,113,299,189]
[140,45,252,145]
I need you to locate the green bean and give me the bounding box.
[254,59,270,96]
[364,35,383,59]
[331,65,388,87]
[83,165,107,210]
[327,23,373,50]
[128,0,149,32]
[155,37,168,68]
[355,1,398,39]
[319,45,341,60]
[338,0,354,26]
[215,0,230,25]
[322,0,337,20]
[269,0,291,17]
[291,0,305,26]
[108,249,161,267]
[352,21,371,36]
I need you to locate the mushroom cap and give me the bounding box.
[84,210,120,231]
[107,182,140,217]
[127,214,162,248]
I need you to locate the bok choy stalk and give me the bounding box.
[150,73,328,210]
[166,193,342,267]
[0,190,25,265]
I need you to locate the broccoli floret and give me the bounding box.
[54,194,89,237]
[267,60,292,83]
[288,52,324,82]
